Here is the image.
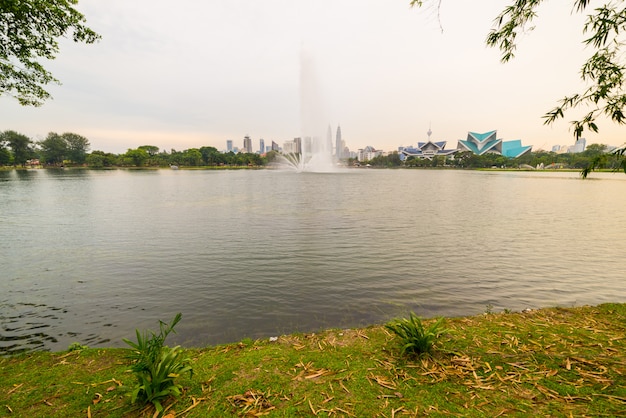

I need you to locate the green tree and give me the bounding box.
[0,130,33,166]
[485,1,626,139]
[431,155,445,167]
[63,132,90,164]
[138,145,160,156]
[124,148,149,167]
[181,148,202,166]
[264,150,282,164]
[136,146,160,166]
[1,0,101,106]
[199,146,223,166]
[369,152,403,167]
[221,151,237,166]
[582,143,608,157]
[387,152,402,166]
[405,155,427,167]
[85,152,104,168]
[169,149,184,166]
[39,132,68,165]
[582,145,626,177]
[245,153,263,166]
[86,150,118,167]
[450,151,473,168]
[0,141,11,165]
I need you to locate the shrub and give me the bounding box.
[67,342,88,351]
[385,313,446,357]
[123,313,193,415]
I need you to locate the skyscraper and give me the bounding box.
[573,137,586,153]
[226,139,233,152]
[259,138,265,154]
[243,135,253,153]
[335,125,342,159]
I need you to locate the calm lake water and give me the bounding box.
[1,168,625,355]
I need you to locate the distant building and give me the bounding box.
[552,138,587,154]
[357,146,383,162]
[259,138,265,154]
[399,141,457,161]
[457,130,532,158]
[572,137,586,153]
[271,141,279,151]
[243,135,253,153]
[226,140,233,152]
[283,138,300,154]
[501,140,532,158]
[398,128,456,161]
[335,125,343,159]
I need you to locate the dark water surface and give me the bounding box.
[1,168,625,354]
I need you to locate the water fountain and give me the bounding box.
[272,48,341,173]
[275,134,337,172]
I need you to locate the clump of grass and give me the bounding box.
[385,312,446,356]
[123,313,193,415]
[66,342,88,351]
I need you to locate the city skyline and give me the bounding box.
[2,1,625,154]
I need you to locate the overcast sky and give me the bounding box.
[2,0,622,154]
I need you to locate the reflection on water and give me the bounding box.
[1,168,626,355]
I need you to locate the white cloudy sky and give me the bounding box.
[2,0,622,154]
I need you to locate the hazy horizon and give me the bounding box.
[2,1,624,154]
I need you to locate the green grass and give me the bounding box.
[123,313,193,414]
[1,303,625,417]
[385,313,446,356]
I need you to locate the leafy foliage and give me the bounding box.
[485,0,626,140]
[37,132,91,165]
[123,313,193,415]
[0,0,100,106]
[385,313,446,356]
[582,145,626,178]
[66,342,88,351]
[0,130,34,166]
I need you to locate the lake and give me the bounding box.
[1,168,625,355]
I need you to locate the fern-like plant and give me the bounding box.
[123,313,193,415]
[385,313,446,357]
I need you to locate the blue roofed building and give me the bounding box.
[399,128,457,161]
[458,130,531,158]
[399,141,458,161]
[501,139,532,158]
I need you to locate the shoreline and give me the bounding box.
[2,303,625,417]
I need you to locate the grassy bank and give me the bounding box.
[2,303,625,417]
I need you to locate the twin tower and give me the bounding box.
[327,125,345,159]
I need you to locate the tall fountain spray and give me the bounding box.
[275,48,339,172]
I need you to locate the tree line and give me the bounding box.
[2,129,622,172]
[0,130,274,168]
[365,144,625,171]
